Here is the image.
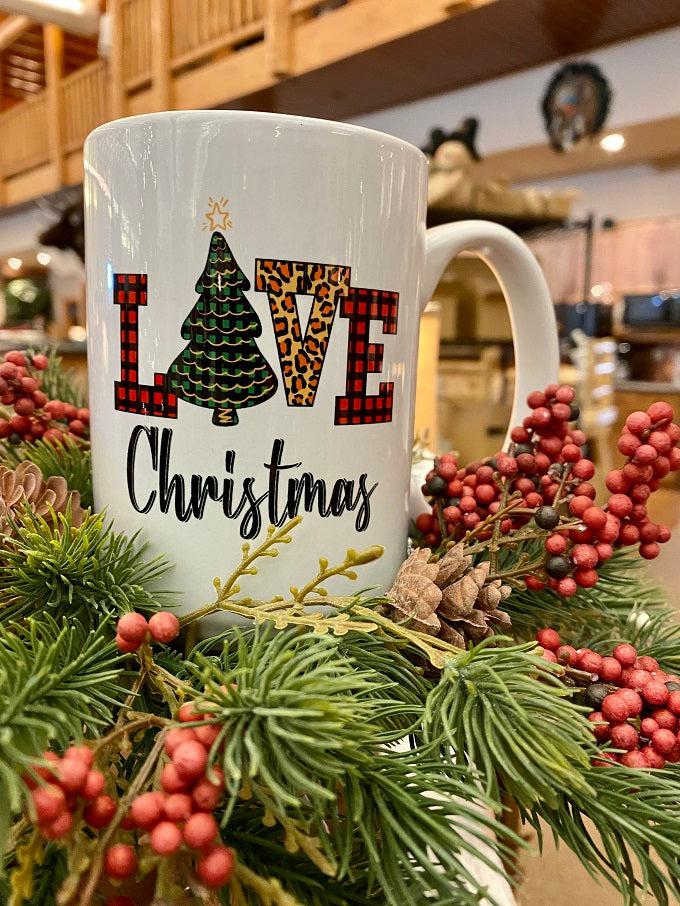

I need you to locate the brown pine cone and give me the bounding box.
[386,543,512,649]
[0,461,84,541]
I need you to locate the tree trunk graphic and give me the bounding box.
[168,232,278,426]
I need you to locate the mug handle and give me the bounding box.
[420,220,559,444]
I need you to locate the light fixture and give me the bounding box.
[7,257,22,271]
[599,132,625,153]
[37,251,51,266]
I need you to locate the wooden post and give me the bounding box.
[266,0,291,78]
[0,51,5,207]
[108,0,126,120]
[43,24,65,186]
[150,0,173,111]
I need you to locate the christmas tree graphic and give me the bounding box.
[169,232,278,426]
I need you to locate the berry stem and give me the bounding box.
[77,728,169,905]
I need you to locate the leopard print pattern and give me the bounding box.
[255,259,350,407]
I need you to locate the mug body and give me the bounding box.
[84,111,428,617]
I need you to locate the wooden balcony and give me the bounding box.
[0,0,678,210]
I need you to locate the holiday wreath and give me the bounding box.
[2,350,680,905]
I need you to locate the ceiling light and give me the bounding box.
[7,257,22,271]
[599,133,626,153]
[37,251,51,266]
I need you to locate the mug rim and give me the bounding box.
[86,109,427,164]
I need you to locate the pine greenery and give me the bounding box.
[3,401,680,904]
[0,507,172,626]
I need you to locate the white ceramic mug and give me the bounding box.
[84,111,558,618]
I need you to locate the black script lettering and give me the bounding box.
[127,424,158,514]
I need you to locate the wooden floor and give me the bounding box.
[518,487,680,905]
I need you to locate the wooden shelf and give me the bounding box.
[613,326,680,345]
[427,207,565,234]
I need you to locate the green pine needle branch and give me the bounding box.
[0,507,173,627]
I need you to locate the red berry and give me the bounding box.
[177,702,204,724]
[184,811,219,849]
[652,728,677,754]
[667,691,680,715]
[648,430,672,454]
[621,750,646,768]
[194,723,221,749]
[619,688,643,716]
[652,709,677,730]
[552,402,572,422]
[536,628,561,651]
[542,650,558,663]
[610,723,638,751]
[618,433,641,456]
[578,651,604,675]
[55,756,88,793]
[130,791,165,830]
[150,820,183,856]
[640,542,660,560]
[164,727,198,757]
[606,470,629,494]
[641,717,659,736]
[619,524,640,546]
[192,770,224,812]
[557,577,577,597]
[196,846,235,889]
[626,669,651,692]
[42,810,73,840]
[574,568,598,588]
[613,643,637,667]
[496,456,518,477]
[561,444,581,462]
[82,770,105,801]
[571,543,598,569]
[415,513,434,534]
[588,711,610,742]
[569,496,592,518]
[582,507,607,530]
[556,645,577,665]
[643,681,669,707]
[117,612,148,645]
[524,576,545,591]
[647,401,674,424]
[163,792,193,821]
[572,459,595,480]
[148,611,180,644]
[63,745,94,768]
[634,444,658,465]
[545,534,567,555]
[599,657,622,683]
[104,844,137,880]
[160,763,188,794]
[115,634,140,654]
[172,741,208,782]
[4,351,26,366]
[436,460,457,481]
[555,385,576,404]
[595,542,614,562]
[84,794,117,829]
[607,494,633,519]
[626,411,652,436]
[602,693,629,723]
[32,784,66,825]
[643,746,666,769]
[637,655,659,671]
[527,390,547,408]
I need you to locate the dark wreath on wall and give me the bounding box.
[541,61,612,153]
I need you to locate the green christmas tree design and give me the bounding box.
[169,232,278,426]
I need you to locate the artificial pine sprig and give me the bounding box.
[0,617,125,851]
[0,507,172,626]
[422,638,594,808]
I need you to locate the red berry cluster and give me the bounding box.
[537,629,680,768]
[602,401,679,561]
[417,385,678,597]
[120,703,233,890]
[115,610,180,653]
[0,349,90,445]
[24,745,109,840]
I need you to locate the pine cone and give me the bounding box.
[386,543,512,649]
[386,548,442,635]
[0,461,84,541]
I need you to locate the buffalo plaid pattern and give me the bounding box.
[334,286,399,426]
[113,273,177,419]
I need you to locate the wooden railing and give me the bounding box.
[122,0,152,89]
[61,60,109,153]
[0,0,418,205]
[0,93,49,178]
[170,0,266,69]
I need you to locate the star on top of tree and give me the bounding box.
[203,196,232,231]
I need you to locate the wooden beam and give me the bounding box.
[0,15,30,53]
[265,0,291,78]
[43,23,64,185]
[150,0,172,111]
[108,0,125,120]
